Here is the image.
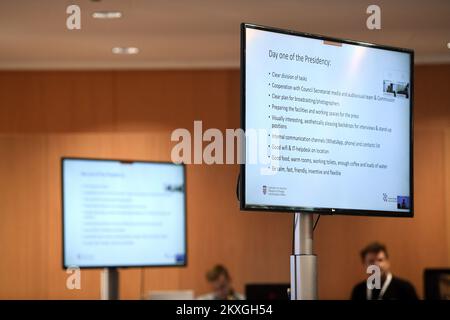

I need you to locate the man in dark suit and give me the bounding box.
[351,242,418,300]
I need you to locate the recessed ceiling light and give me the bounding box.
[112,47,139,55]
[92,11,122,19]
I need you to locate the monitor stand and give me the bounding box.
[290,212,317,299]
[101,267,119,300]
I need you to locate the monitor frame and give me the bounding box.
[239,23,414,217]
[61,157,187,269]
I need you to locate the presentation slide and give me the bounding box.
[63,159,186,267]
[243,25,412,214]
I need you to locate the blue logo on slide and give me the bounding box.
[175,253,185,263]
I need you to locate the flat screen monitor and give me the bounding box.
[240,23,413,217]
[62,158,186,268]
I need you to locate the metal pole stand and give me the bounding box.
[101,267,119,300]
[290,212,317,300]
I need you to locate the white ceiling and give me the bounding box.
[0,0,449,69]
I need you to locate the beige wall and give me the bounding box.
[0,67,448,299]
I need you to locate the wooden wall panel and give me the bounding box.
[0,67,448,299]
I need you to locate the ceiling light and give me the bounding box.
[447,42,450,49]
[92,11,122,19]
[112,47,139,55]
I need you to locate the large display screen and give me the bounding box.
[62,158,186,268]
[240,23,413,217]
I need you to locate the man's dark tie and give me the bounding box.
[371,288,381,300]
